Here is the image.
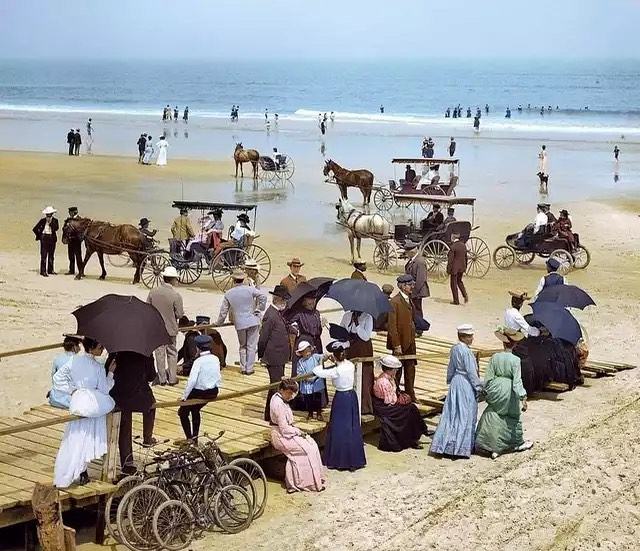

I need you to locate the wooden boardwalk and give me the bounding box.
[0,334,635,531]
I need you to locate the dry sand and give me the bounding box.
[1,151,639,550]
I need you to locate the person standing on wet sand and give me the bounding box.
[613,145,620,161]
[66,129,75,155]
[449,137,457,157]
[137,134,147,163]
[73,129,82,155]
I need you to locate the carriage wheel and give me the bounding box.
[422,239,449,281]
[515,251,535,264]
[550,249,574,275]
[107,253,132,268]
[373,241,398,271]
[245,244,272,284]
[572,246,590,269]
[281,158,295,179]
[394,196,413,210]
[493,246,516,270]
[174,257,203,285]
[465,237,491,278]
[373,188,394,211]
[258,166,272,183]
[210,248,249,291]
[140,253,170,288]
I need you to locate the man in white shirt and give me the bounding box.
[178,335,221,441]
[533,204,549,234]
[504,290,539,337]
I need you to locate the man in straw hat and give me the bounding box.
[216,269,267,375]
[280,257,307,294]
[372,355,429,451]
[430,324,483,459]
[505,290,540,337]
[351,260,368,281]
[147,266,184,385]
[387,274,418,402]
[33,206,59,276]
[244,258,261,287]
[446,232,468,305]
[258,284,292,421]
[475,326,533,459]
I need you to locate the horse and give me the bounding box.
[323,159,374,207]
[63,217,147,284]
[335,197,390,263]
[234,143,259,179]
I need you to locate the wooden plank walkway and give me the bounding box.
[0,334,634,529]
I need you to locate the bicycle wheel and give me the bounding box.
[123,484,169,551]
[152,499,195,551]
[213,485,254,534]
[230,458,268,519]
[105,475,142,543]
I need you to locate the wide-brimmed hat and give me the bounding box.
[509,289,530,300]
[231,269,246,280]
[326,340,349,353]
[295,340,313,355]
[559,209,569,216]
[42,206,57,215]
[270,285,290,300]
[139,217,150,226]
[68,206,78,213]
[237,213,250,222]
[494,326,525,343]
[161,266,179,279]
[244,259,261,272]
[456,323,474,335]
[379,355,402,370]
[286,257,304,267]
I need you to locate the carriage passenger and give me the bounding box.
[404,164,417,186]
[231,213,255,247]
[553,209,575,250]
[420,204,444,234]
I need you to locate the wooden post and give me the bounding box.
[63,527,76,551]
[94,496,107,545]
[102,411,121,482]
[31,483,65,551]
[354,361,362,424]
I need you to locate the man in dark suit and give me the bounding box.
[32,206,59,276]
[137,134,147,163]
[258,284,291,421]
[447,233,468,305]
[386,274,417,402]
[420,204,444,234]
[403,240,429,332]
[107,351,157,475]
[73,128,82,155]
[66,129,75,155]
[350,260,367,281]
[63,206,83,275]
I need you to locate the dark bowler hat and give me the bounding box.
[237,213,250,222]
[139,217,150,226]
[195,315,211,326]
[195,334,213,349]
[270,285,290,300]
[546,258,561,271]
[397,273,415,284]
[68,206,78,213]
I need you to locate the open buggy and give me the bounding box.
[140,201,271,290]
[258,152,295,185]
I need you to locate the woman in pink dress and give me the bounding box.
[269,378,326,493]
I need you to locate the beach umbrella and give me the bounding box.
[325,278,391,318]
[287,277,335,311]
[535,285,595,310]
[72,294,171,356]
[530,302,582,345]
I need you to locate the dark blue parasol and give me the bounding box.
[530,302,582,345]
[535,284,595,310]
[325,278,392,318]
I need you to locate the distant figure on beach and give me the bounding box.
[86,118,92,137]
[73,129,82,156]
[64,206,82,275]
[505,107,511,119]
[445,107,451,118]
[540,106,545,116]
[156,136,168,166]
[85,119,93,154]
[330,111,335,123]
[537,145,549,192]
[323,113,328,123]
[476,107,482,119]
[274,113,279,126]
[517,105,522,112]
[33,206,59,276]
[380,104,384,113]
[142,136,154,164]
[452,107,458,119]
[137,134,147,163]
[265,108,269,121]
[473,115,480,133]
[320,119,326,135]
[485,104,489,114]
[163,104,170,121]
[66,129,75,156]
[449,137,457,157]
[466,107,472,118]
[614,145,620,161]
[425,137,435,158]
[183,106,189,122]
[173,106,178,121]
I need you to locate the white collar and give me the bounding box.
[198,351,212,357]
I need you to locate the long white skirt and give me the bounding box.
[156,149,167,166]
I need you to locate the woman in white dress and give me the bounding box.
[142,135,155,165]
[53,337,116,488]
[156,136,168,166]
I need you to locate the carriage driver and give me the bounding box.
[420,204,444,234]
[272,148,283,170]
[138,218,158,250]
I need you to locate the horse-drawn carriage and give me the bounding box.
[492,227,590,274]
[140,201,272,290]
[258,152,295,184]
[371,196,491,280]
[373,158,460,211]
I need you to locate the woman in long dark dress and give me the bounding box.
[313,342,366,471]
[372,356,427,451]
[341,310,374,415]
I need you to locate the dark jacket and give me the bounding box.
[33,217,59,242]
[137,137,147,152]
[106,352,156,412]
[178,330,199,374]
[73,132,82,145]
[386,293,416,353]
[258,305,290,366]
[447,239,468,274]
[405,253,430,298]
[67,131,75,144]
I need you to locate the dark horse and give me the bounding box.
[323,159,374,206]
[63,217,147,284]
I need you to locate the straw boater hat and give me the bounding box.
[244,258,261,272]
[231,269,246,281]
[494,326,525,343]
[353,259,367,268]
[295,340,313,355]
[161,266,179,279]
[456,324,474,335]
[42,206,57,215]
[287,257,304,267]
[379,355,402,370]
[509,289,531,300]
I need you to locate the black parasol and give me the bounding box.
[325,278,391,318]
[287,277,335,311]
[535,285,595,310]
[72,294,171,356]
[531,302,582,345]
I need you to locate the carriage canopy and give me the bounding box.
[172,201,257,213]
[392,157,459,165]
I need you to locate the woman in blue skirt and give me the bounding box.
[313,341,366,471]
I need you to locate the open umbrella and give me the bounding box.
[287,277,335,311]
[530,302,582,345]
[535,285,595,310]
[325,278,391,318]
[72,294,171,356]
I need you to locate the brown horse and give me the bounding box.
[323,159,373,206]
[63,217,147,283]
[234,143,259,179]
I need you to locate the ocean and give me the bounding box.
[1,58,640,136]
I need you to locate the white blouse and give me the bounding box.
[340,311,374,342]
[313,359,355,391]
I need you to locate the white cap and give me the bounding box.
[42,206,57,215]
[456,324,474,335]
[295,340,313,354]
[162,266,179,279]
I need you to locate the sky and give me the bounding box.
[0,0,638,60]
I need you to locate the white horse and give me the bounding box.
[336,197,391,262]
